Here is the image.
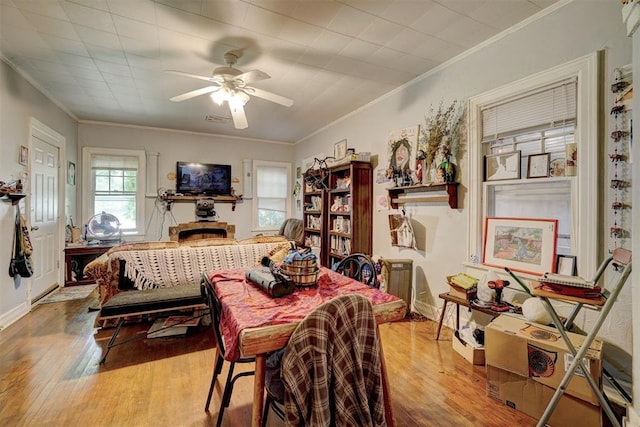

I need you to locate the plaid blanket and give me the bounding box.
[282,294,386,427]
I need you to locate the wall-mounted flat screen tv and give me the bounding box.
[176,162,232,196]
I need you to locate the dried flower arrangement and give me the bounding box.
[419,100,466,171]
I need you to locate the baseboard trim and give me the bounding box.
[0,301,29,331]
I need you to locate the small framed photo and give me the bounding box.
[334,139,347,159]
[485,151,521,181]
[549,156,565,177]
[556,254,577,276]
[67,161,76,185]
[527,153,550,178]
[18,145,28,166]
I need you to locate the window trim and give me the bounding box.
[251,160,292,232]
[467,52,599,277]
[82,147,146,236]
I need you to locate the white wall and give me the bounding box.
[296,0,633,366]
[0,59,77,328]
[77,123,295,241]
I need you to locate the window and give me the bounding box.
[252,160,291,231]
[468,53,599,277]
[82,148,146,236]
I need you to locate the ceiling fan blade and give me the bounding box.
[229,103,248,129]
[165,70,223,83]
[235,69,270,85]
[244,86,294,107]
[170,86,219,102]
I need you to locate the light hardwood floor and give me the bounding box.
[0,290,540,426]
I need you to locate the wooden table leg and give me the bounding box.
[378,326,395,427]
[251,354,266,427]
[455,303,460,332]
[435,299,448,340]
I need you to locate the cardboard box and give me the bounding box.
[485,315,603,405]
[448,283,477,301]
[452,334,485,365]
[447,274,477,301]
[486,365,601,427]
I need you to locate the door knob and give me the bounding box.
[30,226,39,231]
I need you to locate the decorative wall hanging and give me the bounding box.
[388,212,417,249]
[18,146,28,166]
[608,64,632,253]
[387,125,419,187]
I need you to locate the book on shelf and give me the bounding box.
[541,273,595,289]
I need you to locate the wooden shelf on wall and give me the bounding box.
[161,194,243,211]
[1,193,27,206]
[387,183,458,209]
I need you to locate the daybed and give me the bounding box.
[84,237,292,310]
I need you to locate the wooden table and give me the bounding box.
[64,243,114,286]
[436,292,504,340]
[209,267,407,427]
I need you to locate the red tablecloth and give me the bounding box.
[206,266,402,361]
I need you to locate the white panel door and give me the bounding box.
[30,135,60,301]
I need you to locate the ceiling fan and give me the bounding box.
[166,50,293,129]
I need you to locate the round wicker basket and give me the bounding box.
[281,258,319,287]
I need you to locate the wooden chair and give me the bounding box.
[332,253,378,287]
[200,275,255,427]
[263,294,386,425]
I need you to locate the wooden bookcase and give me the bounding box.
[303,161,373,267]
[326,161,372,268]
[302,170,328,265]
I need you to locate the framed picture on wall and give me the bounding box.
[485,151,521,181]
[527,153,550,178]
[67,161,76,185]
[483,217,558,275]
[334,139,347,159]
[18,145,28,166]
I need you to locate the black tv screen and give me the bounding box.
[176,162,232,196]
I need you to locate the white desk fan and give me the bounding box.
[84,212,122,243]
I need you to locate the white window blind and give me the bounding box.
[91,154,140,169]
[253,161,291,230]
[482,79,577,142]
[256,165,287,199]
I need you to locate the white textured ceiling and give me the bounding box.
[0,0,559,143]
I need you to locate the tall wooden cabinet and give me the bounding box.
[327,161,372,267]
[303,161,373,267]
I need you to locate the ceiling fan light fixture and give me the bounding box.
[232,91,250,107]
[210,86,249,107]
[210,87,230,105]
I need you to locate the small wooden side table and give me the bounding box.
[64,243,115,286]
[436,292,502,340]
